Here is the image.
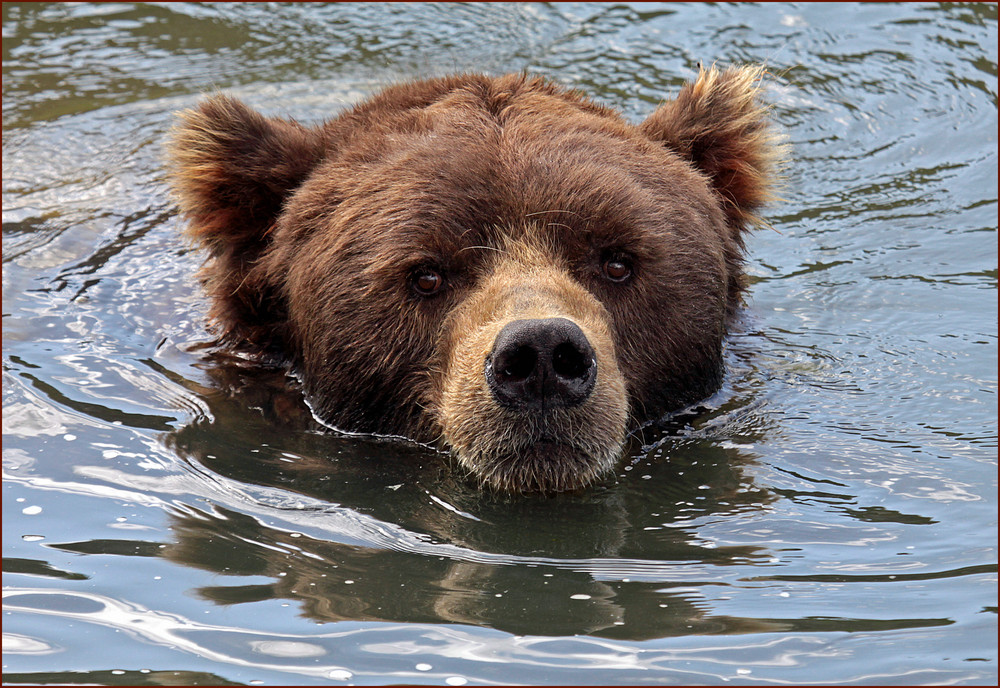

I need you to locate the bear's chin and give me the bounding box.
[460,439,619,495]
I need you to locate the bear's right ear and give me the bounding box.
[168,95,326,257]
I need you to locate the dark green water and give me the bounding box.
[3,2,997,685]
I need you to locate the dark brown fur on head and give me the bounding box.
[168,66,783,493]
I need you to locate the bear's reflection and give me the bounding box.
[163,352,780,638]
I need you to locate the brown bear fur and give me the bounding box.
[168,66,783,493]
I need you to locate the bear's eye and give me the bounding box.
[602,256,632,283]
[412,268,444,296]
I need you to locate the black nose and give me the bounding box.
[485,317,597,411]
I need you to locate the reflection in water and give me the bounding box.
[160,502,952,641]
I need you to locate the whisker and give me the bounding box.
[458,244,505,254]
[524,208,582,217]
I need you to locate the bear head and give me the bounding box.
[168,66,783,493]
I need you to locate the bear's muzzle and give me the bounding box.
[437,245,629,493]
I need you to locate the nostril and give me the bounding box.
[497,345,537,382]
[552,341,591,380]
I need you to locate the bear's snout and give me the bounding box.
[437,258,630,493]
[486,317,597,412]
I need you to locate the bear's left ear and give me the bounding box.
[640,65,785,229]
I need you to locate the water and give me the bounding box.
[3,2,996,684]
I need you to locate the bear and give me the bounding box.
[168,65,783,494]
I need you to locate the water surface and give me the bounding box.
[3,2,997,685]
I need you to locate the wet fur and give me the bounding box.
[168,66,783,492]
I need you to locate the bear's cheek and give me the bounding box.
[433,271,629,493]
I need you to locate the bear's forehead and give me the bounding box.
[309,101,716,258]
